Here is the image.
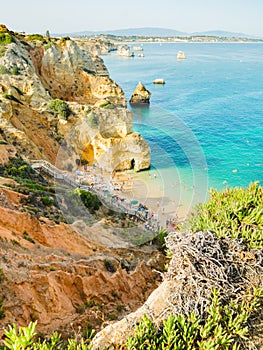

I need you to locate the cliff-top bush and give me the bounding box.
[47,99,71,118]
[0,33,15,45]
[60,36,71,43]
[127,288,263,350]
[2,321,95,349]
[184,181,263,249]
[26,34,44,42]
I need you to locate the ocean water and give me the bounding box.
[103,43,263,215]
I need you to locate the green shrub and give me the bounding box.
[126,288,263,350]
[184,182,263,249]
[0,33,15,45]
[47,99,71,118]
[44,42,53,50]
[151,228,167,251]
[23,232,35,244]
[0,46,6,57]
[72,188,102,213]
[104,259,116,273]
[78,189,101,212]
[14,32,25,40]
[0,65,10,74]
[60,36,71,43]
[26,34,44,42]
[41,196,54,206]
[87,113,98,128]
[3,321,37,349]
[2,321,94,349]
[3,160,31,178]
[100,101,115,109]
[107,313,117,320]
[10,66,19,75]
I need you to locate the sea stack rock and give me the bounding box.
[177,50,186,59]
[129,82,151,104]
[117,45,131,57]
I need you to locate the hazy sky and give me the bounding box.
[1,0,263,36]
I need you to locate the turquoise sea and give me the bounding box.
[103,43,263,216]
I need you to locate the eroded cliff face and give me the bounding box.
[0,27,150,171]
[0,186,162,336]
[33,40,124,105]
[57,105,150,172]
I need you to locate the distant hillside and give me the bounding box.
[56,27,256,39]
[192,30,249,38]
[56,27,187,38]
[100,27,187,37]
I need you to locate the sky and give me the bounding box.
[1,0,263,36]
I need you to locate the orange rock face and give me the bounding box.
[0,188,161,337]
[28,40,125,106]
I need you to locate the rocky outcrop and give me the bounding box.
[129,82,151,104]
[153,78,165,84]
[177,50,186,59]
[117,45,132,57]
[0,26,150,171]
[36,40,125,105]
[56,105,150,172]
[76,38,117,56]
[92,279,173,349]
[0,144,17,164]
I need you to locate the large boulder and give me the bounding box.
[129,82,151,104]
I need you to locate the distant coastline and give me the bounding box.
[73,34,263,45]
[107,36,263,44]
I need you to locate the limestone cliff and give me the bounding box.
[57,105,150,172]
[0,26,150,171]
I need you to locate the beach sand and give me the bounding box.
[115,167,208,227]
[76,164,209,229]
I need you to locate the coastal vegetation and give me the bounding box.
[1,321,95,349]
[26,34,45,43]
[66,188,102,214]
[0,33,15,45]
[0,157,64,222]
[0,157,103,222]
[0,47,6,57]
[0,65,10,75]
[47,99,71,118]
[185,182,263,249]
[127,289,262,349]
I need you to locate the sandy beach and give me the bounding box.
[76,164,205,228]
